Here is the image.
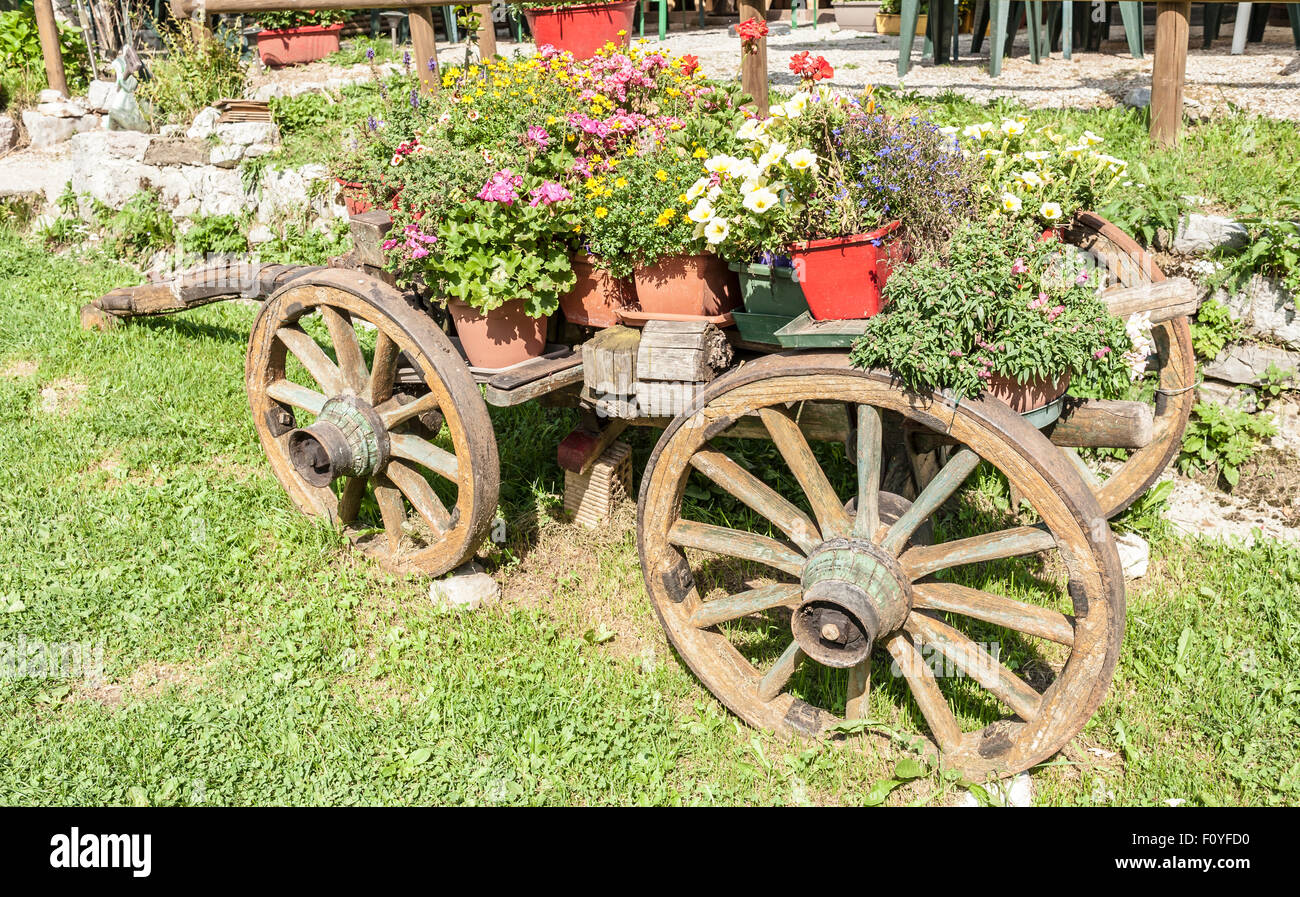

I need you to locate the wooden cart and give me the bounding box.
[82,210,1197,779]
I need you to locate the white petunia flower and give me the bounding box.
[1039,202,1063,221]
[687,200,715,223]
[785,148,818,172]
[704,218,731,244]
[742,188,779,214]
[1001,119,1026,137]
[1000,192,1022,213]
[686,177,711,201]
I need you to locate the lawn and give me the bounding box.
[0,225,1296,806]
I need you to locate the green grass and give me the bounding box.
[0,229,1297,805]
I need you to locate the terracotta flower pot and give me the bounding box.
[789,221,904,321]
[631,254,740,319]
[448,298,548,369]
[255,23,344,67]
[524,1,637,60]
[559,255,635,327]
[337,178,372,216]
[986,373,1071,414]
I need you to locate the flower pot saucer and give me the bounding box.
[449,338,574,378]
[615,309,735,327]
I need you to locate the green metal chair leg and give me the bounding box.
[1062,0,1072,59]
[899,0,922,75]
[972,0,989,53]
[792,0,800,28]
[658,0,667,39]
[1203,3,1222,47]
[991,0,1009,75]
[1289,4,1300,48]
[443,7,458,43]
[1026,1,1043,62]
[1118,1,1143,59]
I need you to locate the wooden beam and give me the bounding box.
[34,0,67,96]
[1102,276,1201,323]
[176,0,465,11]
[738,1,770,115]
[410,7,439,93]
[1151,2,1191,146]
[1049,399,1154,449]
[475,4,497,59]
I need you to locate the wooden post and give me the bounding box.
[1150,1,1190,146]
[738,0,769,115]
[410,6,440,92]
[34,0,67,97]
[475,4,496,59]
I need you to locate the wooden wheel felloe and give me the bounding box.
[1067,212,1196,518]
[637,351,1125,780]
[246,269,499,576]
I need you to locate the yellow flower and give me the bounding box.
[655,169,668,182]
[595,207,609,218]
[693,147,708,159]
[615,177,629,189]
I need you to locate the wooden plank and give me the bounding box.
[912,582,1076,646]
[905,613,1042,722]
[410,6,439,94]
[759,406,853,540]
[853,404,883,540]
[1050,398,1154,449]
[737,0,770,116]
[900,526,1057,580]
[689,583,801,628]
[475,4,496,58]
[636,320,731,382]
[582,325,639,394]
[348,211,394,268]
[667,519,807,576]
[1151,2,1191,146]
[485,360,584,407]
[1102,277,1199,323]
[33,0,66,96]
[690,447,821,553]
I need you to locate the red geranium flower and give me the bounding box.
[789,51,834,84]
[736,17,768,54]
[680,54,700,77]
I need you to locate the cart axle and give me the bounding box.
[793,538,912,668]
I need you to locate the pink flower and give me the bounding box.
[476,169,524,205]
[1075,272,1090,285]
[1093,346,1112,359]
[526,125,551,149]
[1011,258,1028,274]
[528,181,572,207]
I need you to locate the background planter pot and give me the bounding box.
[789,221,903,321]
[524,1,637,60]
[731,261,809,346]
[986,373,1071,414]
[448,298,548,369]
[834,1,882,32]
[256,24,345,67]
[559,255,635,327]
[875,12,925,35]
[631,254,740,319]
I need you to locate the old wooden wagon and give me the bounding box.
[82,210,1198,780]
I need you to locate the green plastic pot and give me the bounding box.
[730,262,809,317]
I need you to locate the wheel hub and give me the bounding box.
[286,396,390,487]
[792,538,912,668]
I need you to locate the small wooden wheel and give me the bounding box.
[637,351,1125,780]
[246,269,499,575]
[1068,212,1196,518]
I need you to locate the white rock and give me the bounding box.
[1122,86,1151,108]
[214,120,280,147]
[429,564,499,611]
[243,142,276,159]
[21,109,77,148]
[194,167,247,217]
[1269,402,1300,455]
[1172,213,1249,255]
[186,107,221,140]
[159,124,186,137]
[1114,531,1150,580]
[209,142,245,168]
[70,129,151,163]
[0,115,17,152]
[1197,379,1258,413]
[957,772,1034,807]
[247,223,275,244]
[38,89,63,103]
[85,80,116,112]
[147,167,194,209]
[172,198,201,219]
[1215,276,1300,351]
[36,100,87,118]
[1203,343,1300,386]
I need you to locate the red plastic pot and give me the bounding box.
[448,298,548,369]
[524,1,637,60]
[559,254,635,327]
[256,23,344,67]
[789,221,904,321]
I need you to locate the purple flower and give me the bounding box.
[366,47,375,62]
[403,51,411,68]
[427,57,437,73]
[410,89,420,109]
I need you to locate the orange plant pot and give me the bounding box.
[631,254,740,319]
[255,24,344,67]
[448,298,548,369]
[986,373,1071,413]
[558,255,636,327]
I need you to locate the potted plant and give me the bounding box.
[255,10,348,67]
[515,1,639,60]
[875,0,927,35]
[849,221,1144,412]
[834,1,884,33]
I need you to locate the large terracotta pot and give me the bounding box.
[448,298,548,369]
[255,23,344,67]
[525,1,637,60]
[559,255,635,327]
[986,373,1071,414]
[789,221,904,321]
[631,254,740,319]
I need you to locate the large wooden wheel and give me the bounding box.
[246,269,499,575]
[1067,212,1196,518]
[637,352,1125,780]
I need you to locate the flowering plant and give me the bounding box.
[736,17,768,54]
[849,221,1138,401]
[257,9,347,30]
[955,118,1133,227]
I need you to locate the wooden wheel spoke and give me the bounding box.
[852,404,883,541]
[845,659,871,720]
[689,583,801,629]
[901,525,1057,580]
[372,478,408,554]
[913,581,1075,646]
[880,447,979,555]
[884,633,963,753]
[385,459,452,534]
[266,379,326,415]
[758,406,852,540]
[389,432,460,482]
[690,448,820,553]
[367,330,401,406]
[338,476,367,525]
[377,392,441,431]
[668,520,805,577]
[757,641,804,702]
[321,306,369,395]
[276,326,344,396]
[905,613,1042,722]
